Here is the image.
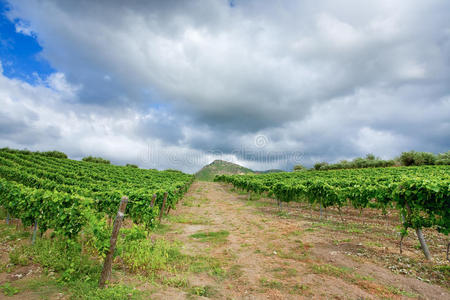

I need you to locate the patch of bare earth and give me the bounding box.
[152,181,449,299]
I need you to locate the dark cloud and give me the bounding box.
[0,0,449,172]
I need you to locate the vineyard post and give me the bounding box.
[99,196,128,288]
[446,242,449,261]
[159,192,167,222]
[150,194,156,208]
[405,202,431,260]
[32,220,38,244]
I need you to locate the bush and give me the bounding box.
[435,151,450,165]
[40,151,68,159]
[314,162,328,170]
[293,164,306,171]
[126,164,138,168]
[400,151,436,166]
[82,156,110,164]
[119,238,183,275]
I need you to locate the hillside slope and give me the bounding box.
[195,160,254,181]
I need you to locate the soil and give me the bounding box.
[1,181,448,299]
[149,181,450,299]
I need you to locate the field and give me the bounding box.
[0,149,449,299]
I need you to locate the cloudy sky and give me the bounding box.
[0,0,449,173]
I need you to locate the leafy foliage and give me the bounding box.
[0,148,194,236]
[216,165,450,237]
[82,156,111,164]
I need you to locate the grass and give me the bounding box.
[386,285,418,298]
[290,283,309,295]
[0,223,31,243]
[167,213,212,225]
[162,275,189,288]
[0,283,19,296]
[189,255,225,279]
[150,223,172,234]
[188,285,219,298]
[227,264,244,279]
[311,263,353,278]
[6,234,147,299]
[190,230,229,243]
[271,267,298,279]
[6,277,61,299]
[259,277,283,290]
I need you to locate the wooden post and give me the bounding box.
[99,196,128,288]
[405,202,431,260]
[32,220,38,244]
[159,192,168,222]
[150,194,156,208]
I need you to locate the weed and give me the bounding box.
[190,230,229,243]
[168,214,211,225]
[311,264,352,277]
[188,285,218,298]
[0,283,19,296]
[386,285,418,298]
[150,223,172,234]
[189,255,225,279]
[119,238,182,276]
[290,283,309,295]
[365,241,383,248]
[163,276,189,288]
[227,265,244,279]
[259,277,283,290]
[76,284,144,300]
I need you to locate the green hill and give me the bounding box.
[195,160,254,181]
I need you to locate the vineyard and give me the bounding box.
[0,148,193,297]
[215,166,450,260]
[0,148,449,298]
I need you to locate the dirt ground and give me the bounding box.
[149,181,449,300]
[0,181,448,299]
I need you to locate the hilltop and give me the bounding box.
[195,160,254,181]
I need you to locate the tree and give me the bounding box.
[293,164,306,171]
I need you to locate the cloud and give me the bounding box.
[1,0,449,172]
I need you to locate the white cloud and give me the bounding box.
[1,0,449,171]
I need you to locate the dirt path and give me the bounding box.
[151,181,450,299]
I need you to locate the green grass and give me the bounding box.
[188,285,219,298]
[0,283,19,296]
[386,285,418,298]
[6,235,147,299]
[0,223,31,243]
[290,283,309,295]
[311,264,353,277]
[162,275,189,288]
[259,278,283,290]
[167,213,212,225]
[190,230,229,243]
[150,223,172,234]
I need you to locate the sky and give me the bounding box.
[0,0,449,173]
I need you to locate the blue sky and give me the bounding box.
[0,1,54,83]
[0,0,449,172]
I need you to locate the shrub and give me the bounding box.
[126,164,138,168]
[400,151,436,166]
[82,156,110,164]
[435,151,450,165]
[293,165,306,171]
[40,151,68,159]
[314,162,328,170]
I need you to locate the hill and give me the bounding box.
[195,160,254,181]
